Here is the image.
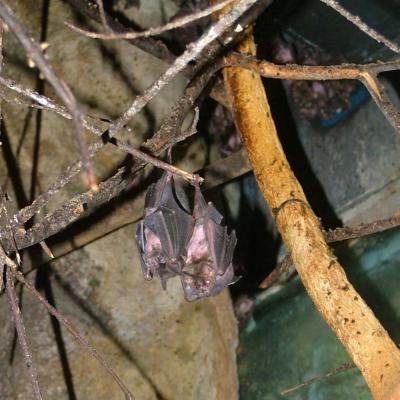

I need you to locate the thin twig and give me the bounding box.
[260,210,400,289]
[319,0,400,54]
[325,211,400,243]
[66,0,235,40]
[95,0,111,33]
[5,259,134,400]
[0,2,97,191]
[281,362,355,396]
[65,0,271,106]
[64,0,178,65]
[0,103,200,243]
[3,262,43,400]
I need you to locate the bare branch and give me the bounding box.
[281,362,355,396]
[226,53,400,132]
[67,0,235,40]
[325,211,400,243]
[3,260,42,400]
[258,253,293,289]
[319,0,400,54]
[260,211,400,289]
[64,0,178,65]
[105,0,260,139]
[4,259,134,400]
[64,0,271,106]
[1,115,200,252]
[95,0,111,33]
[0,2,97,190]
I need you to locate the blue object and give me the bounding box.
[320,84,370,128]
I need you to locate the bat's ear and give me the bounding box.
[192,178,207,217]
[144,172,171,213]
[172,178,191,213]
[191,175,224,223]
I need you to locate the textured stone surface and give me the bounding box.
[0,0,238,399]
[51,224,238,399]
[291,83,400,224]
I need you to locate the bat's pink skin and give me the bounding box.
[141,226,163,280]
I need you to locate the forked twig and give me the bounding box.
[66,0,235,40]
[3,260,43,399]
[4,257,134,400]
[319,0,400,54]
[226,53,400,133]
[0,2,97,191]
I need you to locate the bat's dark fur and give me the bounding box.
[136,172,238,301]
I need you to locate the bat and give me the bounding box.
[136,171,194,289]
[136,171,238,301]
[181,182,237,301]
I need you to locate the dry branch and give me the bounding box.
[0,5,248,249]
[0,2,97,191]
[319,0,400,54]
[281,362,355,396]
[67,0,236,40]
[3,262,42,400]
[214,1,400,397]
[2,254,134,400]
[260,211,400,289]
[64,0,179,65]
[0,0,257,237]
[226,53,400,133]
[65,0,272,107]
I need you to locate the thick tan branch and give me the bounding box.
[215,3,400,398]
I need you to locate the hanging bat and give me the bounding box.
[181,182,238,301]
[136,171,238,301]
[136,171,194,289]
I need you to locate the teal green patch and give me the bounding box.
[238,228,400,399]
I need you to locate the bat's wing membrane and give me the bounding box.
[206,216,237,276]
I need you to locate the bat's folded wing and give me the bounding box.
[144,207,194,263]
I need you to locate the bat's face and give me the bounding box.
[136,172,238,301]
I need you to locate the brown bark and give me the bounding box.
[212,2,400,398]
